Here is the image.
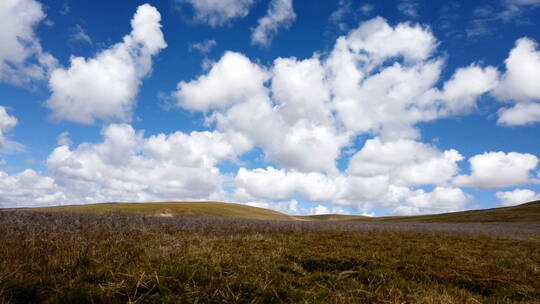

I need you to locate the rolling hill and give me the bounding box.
[14,200,540,222]
[26,201,295,221]
[301,200,540,223]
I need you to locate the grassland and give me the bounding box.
[21,200,540,223]
[299,200,540,223]
[27,202,295,221]
[0,209,539,304]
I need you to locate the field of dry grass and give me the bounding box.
[298,201,540,223]
[22,200,540,223]
[0,210,539,303]
[25,202,295,221]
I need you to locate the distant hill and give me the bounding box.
[300,200,540,223]
[14,200,540,222]
[26,202,294,221]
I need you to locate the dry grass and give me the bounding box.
[20,200,540,223]
[299,201,540,223]
[24,202,295,221]
[0,211,539,303]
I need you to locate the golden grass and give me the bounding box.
[27,201,294,221]
[301,201,540,223]
[0,211,538,303]
[19,200,540,223]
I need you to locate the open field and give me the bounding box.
[20,200,540,223]
[298,201,540,223]
[25,202,295,221]
[0,210,539,304]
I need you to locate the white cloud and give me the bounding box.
[494,38,540,102]
[0,106,17,148]
[235,167,343,202]
[175,17,498,174]
[493,38,540,125]
[56,131,72,146]
[234,166,470,215]
[176,53,348,173]
[394,187,471,215]
[397,0,419,18]
[326,17,495,139]
[330,0,373,31]
[189,39,217,54]
[500,0,540,21]
[271,57,332,125]
[175,52,269,112]
[498,103,540,126]
[310,204,330,215]
[0,169,66,208]
[455,152,539,189]
[47,124,251,204]
[336,17,436,64]
[245,199,347,215]
[0,0,57,85]
[251,0,296,47]
[360,4,374,15]
[496,188,540,207]
[177,0,254,26]
[432,64,499,116]
[330,0,351,30]
[46,4,167,124]
[347,137,463,187]
[70,24,92,44]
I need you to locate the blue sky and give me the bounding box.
[1,0,540,216]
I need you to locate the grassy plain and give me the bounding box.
[27,200,540,223]
[0,206,539,303]
[28,202,294,221]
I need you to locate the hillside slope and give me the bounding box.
[301,200,540,223]
[16,200,540,222]
[28,202,294,221]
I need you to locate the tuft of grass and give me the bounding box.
[0,211,539,303]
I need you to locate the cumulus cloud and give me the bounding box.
[455,152,539,189]
[0,169,66,208]
[177,0,254,26]
[47,124,251,203]
[46,4,167,124]
[431,64,499,116]
[0,0,57,85]
[251,0,296,47]
[0,106,18,148]
[327,17,496,140]
[493,38,540,125]
[175,17,500,177]
[496,188,540,207]
[176,52,348,173]
[234,166,469,215]
[347,137,463,187]
[395,187,471,215]
[175,52,269,112]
